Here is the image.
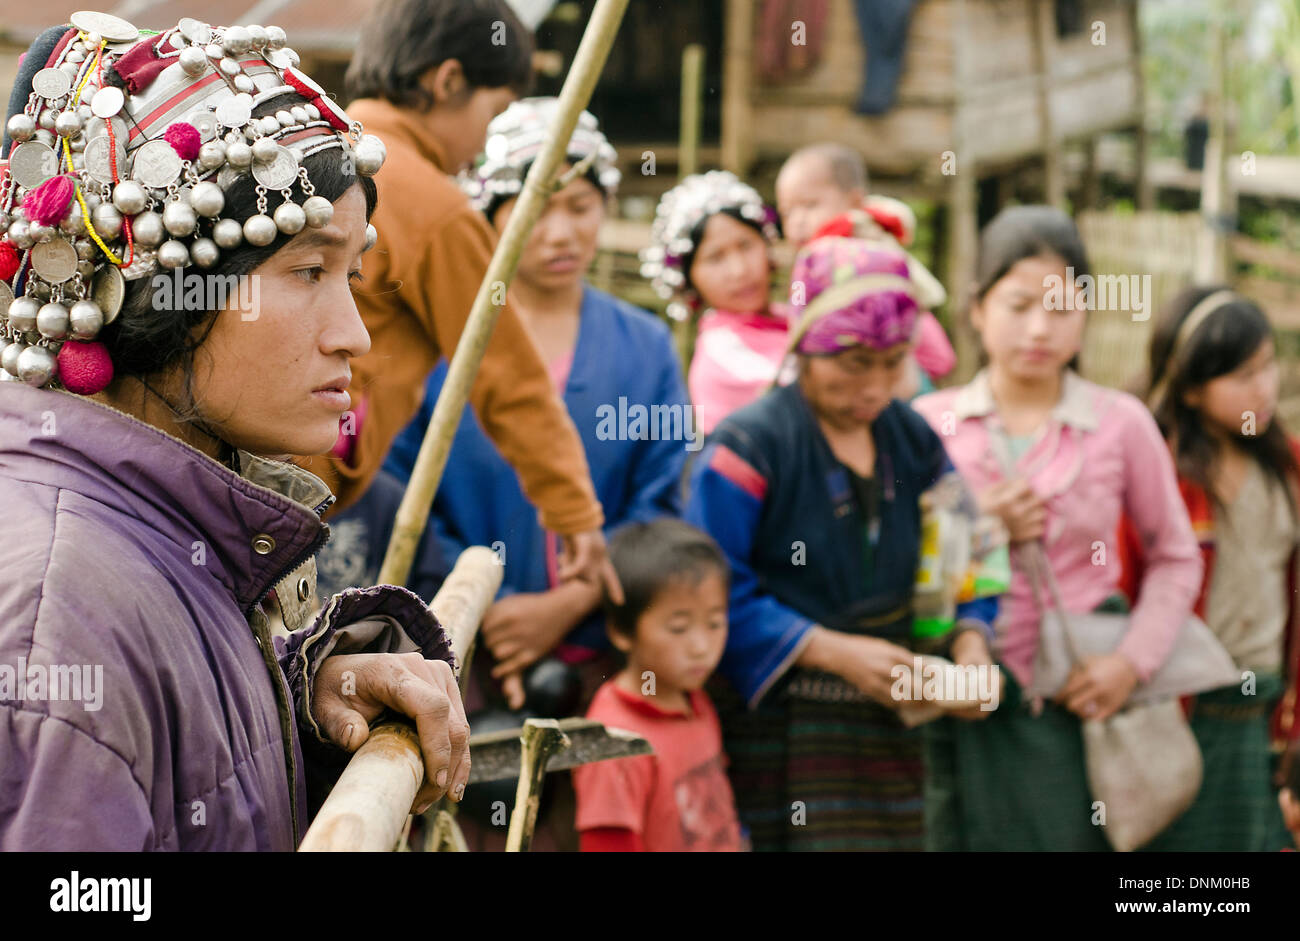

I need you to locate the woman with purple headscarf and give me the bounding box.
[685,237,998,851]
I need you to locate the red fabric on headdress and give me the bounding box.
[285,69,349,131]
[113,34,171,95]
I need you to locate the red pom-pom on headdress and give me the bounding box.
[164,122,202,163]
[57,341,114,395]
[0,240,20,281]
[22,174,76,226]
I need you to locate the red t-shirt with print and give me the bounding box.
[573,680,744,852]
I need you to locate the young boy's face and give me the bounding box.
[776,154,861,247]
[619,570,728,696]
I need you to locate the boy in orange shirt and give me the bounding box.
[573,520,745,852]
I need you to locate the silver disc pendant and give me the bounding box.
[214,93,253,130]
[91,264,125,325]
[130,139,182,188]
[0,281,13,319]
[8,141,59,188]
[251,146,298,190]
[29,238,79,283]
[70,11,140,43]
[90,86,125,119]
[31,68,72,100]
[83,134,128,185]
[178,17,213,45]
[186,110,219,142]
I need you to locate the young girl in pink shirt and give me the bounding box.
[911,206,1203,851]
[641,171,788,434]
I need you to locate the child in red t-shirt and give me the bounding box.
[573,519,745,852]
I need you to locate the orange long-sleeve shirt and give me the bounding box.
[296,97,603,535]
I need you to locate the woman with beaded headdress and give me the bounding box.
[640,170,788,435]
[0,13,468,849]
[382,100,692,848]
[684,236,999,851]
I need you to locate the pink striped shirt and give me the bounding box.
[912,370,1203,687]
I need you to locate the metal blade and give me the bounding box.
[466,717,651,784]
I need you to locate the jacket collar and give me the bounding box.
[345,97,450,172]
[952,368,1098,432]
[0,382,333,616]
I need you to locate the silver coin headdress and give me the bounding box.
[638,170,777,321]
[0,11,386,391]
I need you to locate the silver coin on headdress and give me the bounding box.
[130,139,183,188]
[8,141,59,188]
[91,264,125,324]
[29,239,78,283]
[90,86,125,119]
[31,68,72,100]
[0,282,14,319]
[187,110,219,142]
[252,146,298,190]
[84,134,128,185]
[214,93,253,129]
[69,10,140,43]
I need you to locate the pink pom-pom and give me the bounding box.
[164,122,202,163]
[0,240,19,281]
[57,341,114,395]
[21,174,76,226]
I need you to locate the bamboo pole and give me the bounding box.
[377,0,631,587]
[299,547,503,852]
[679,44,705,179]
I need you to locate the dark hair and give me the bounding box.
[1147,285,1296,506]
[101,97,378,419]
[345,0,534,109]
[682,207,767,295]
[972,204,1089,371]
[483,155,610,225]
[603,519,729,638]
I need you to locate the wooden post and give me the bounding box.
[504,719,572,853]
[1028,0,1064,208]
[1128,0,1154,210]
[377,0,631,588]
[299,547,503,852]
[1196,1,1234,284]
[679,44,705,179]
[721,0,755,175]
[946,168,979,383]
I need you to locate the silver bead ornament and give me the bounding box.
[37,110,56,131]
[33,129,55,147]
[304,104,320,122]
[74,238,98,261]
[222,25,252,56]
[247,25,268,49]
[28,279,51,301]
[274,110,292,128]
[179,46,208,77]
[265,25,287,49]
[28,222,55,244]
[36,302,70,340]
[111,180,149,216]
[273,200,306,235]
[258,115,280,137]
[91,203,124,240]
[354,136,385,177]
[218,57,240,78]
[69,299,104,339]
[251,136,279,165]
[2,340,27,376]
[190,237,220,269]
[243,214,277,246]
[59,204,87,236]
[234,74,255,94]
[189,181,225,217]
[7,297,40,332]
[162,200,198,237]
[76,260,96,280]
[197,141,226,171]
[212,217,244,249]
[130,211,165,248]
[156,239,190,269]
[16,344,57,386]
[290,105,309,124]
[6,113,36,143]
[54,110,82,138]
[226,141,253,170]
[302,195,333,228]
[365,223,378,252]
[8,220,35,250]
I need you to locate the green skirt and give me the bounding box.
[924,670,1111,852]
[1142,673,1291,852]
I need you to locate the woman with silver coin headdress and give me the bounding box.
[0,13,468,850]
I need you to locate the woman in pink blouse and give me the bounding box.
[912,206,1203,851]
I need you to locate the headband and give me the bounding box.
[1,12,386,393]
[1147,289,1240,413]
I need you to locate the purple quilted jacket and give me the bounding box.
[0,383,452,850]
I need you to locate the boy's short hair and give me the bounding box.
[787,142,869,194]
[346,0,535,109]
[604,519,729,638]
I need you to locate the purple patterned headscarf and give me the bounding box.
[788,237,918,355]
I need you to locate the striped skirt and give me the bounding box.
[712,672,925,852]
